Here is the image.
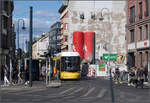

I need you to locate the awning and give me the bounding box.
[61,45,67,49]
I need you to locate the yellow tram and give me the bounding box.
[53,52,81,79]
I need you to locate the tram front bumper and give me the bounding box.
[60,72,81,79]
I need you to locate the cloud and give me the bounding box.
[13,17,56,30]
[34,10,59,19]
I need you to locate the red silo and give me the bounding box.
[84,32,95,61]
[73,31,84,59]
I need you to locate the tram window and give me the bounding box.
[61,57,80,72]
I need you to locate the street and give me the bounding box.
[1,78,150,103]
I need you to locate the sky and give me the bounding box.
[13,0,62,50]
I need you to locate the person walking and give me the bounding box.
[41,64,46,80]
[128,67,136,86]
[12,66,18,85]
[24,65,29,85]
[114,67,120,84]
[135,66,144,88]
[4,65,10,86]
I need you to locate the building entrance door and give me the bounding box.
[127,52,135,69]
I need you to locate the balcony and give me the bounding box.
[129,17,135,23]
[63,18,68,23]
[60,35,64,40]
[63,30,68,36]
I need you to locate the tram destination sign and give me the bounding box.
[102,53,117,61]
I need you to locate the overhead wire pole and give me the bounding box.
[29,6,33,87]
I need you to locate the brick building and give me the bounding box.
[126,0,150,71]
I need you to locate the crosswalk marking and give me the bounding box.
[97,88,107,98]
[16,88,45,95]
[59,87,75,95]
[69,87,83,95]
[82,87,95,97]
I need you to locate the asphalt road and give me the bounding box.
[0,78,150,103]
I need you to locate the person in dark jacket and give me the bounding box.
[81,63,89,77]
[12,66,18,84]
[24,65,29,85]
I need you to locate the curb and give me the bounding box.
[46,81,61,88]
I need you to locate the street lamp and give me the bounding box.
[17,19,26,49]
[17,19,26,75]
[99,8,115,103]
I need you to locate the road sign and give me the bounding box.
[102,53,117,61]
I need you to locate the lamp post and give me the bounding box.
[29,6,33,87]
[17,19,26,75]
[99,8,115,103]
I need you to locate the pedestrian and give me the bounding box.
[4,65,10,86]
[41,64,46,80]
[128,67,136,86]
[24,65,29,85]
[12,66,18,84]
[135,66,144,87]
[82,62,89,77]
[114,67,120,84]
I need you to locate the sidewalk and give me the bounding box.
[100,76,150,88]
[0,80,61,90]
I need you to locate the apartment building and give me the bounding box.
[126,0,150,70]
[49,22,61,57]
[58,1,69,52]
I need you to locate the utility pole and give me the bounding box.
[29,6,33,87]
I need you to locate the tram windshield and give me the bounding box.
[61,56,80,72]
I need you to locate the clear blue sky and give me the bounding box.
[13,0,62,49]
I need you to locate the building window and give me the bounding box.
[130,6,135,23]
[4,1,8,12]
[2,16,8,29]
[139,27,142,40]
[145,25,148,39]
[145,0,149,17]
[130,29,134,43]
[139,2,143,19]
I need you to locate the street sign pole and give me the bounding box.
[108,54,115,103]
[49,57,51,84]
[46,57,48,86]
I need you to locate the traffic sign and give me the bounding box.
[102,53,117,61]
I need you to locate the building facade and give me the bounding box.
[0,0,15,68]
[59,2,69,52]
[32,34,49,59]
[126,0,150,71]
[58,1,127,67]
[49,22,61,57]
